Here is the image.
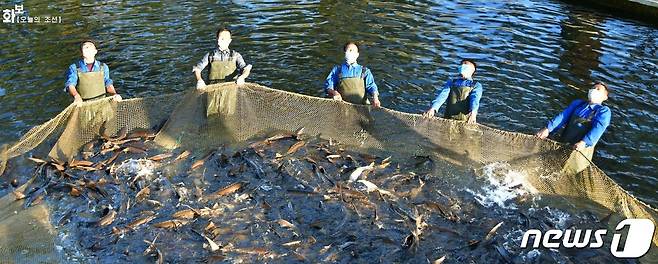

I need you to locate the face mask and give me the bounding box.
[217,40,230,51]
[82,49,96,59]
[588,89,606,103]
[345,52,358,64]
[459,64,474,77]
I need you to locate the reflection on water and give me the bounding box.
[0,0,656,205]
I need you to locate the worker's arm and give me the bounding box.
[64,63,82,104]
[193,52,210,89]
[423,80,451,118]
[324,65,341,100]
[67,85,83,104]
[364,68,380,108]
[235,53,251,85]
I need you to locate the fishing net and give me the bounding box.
[0,82,656,262]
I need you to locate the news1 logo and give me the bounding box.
[521,219,654,258]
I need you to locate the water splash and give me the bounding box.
[115,158,155,180]
[465,162,538,209]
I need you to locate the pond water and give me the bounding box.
[0,0,656,206]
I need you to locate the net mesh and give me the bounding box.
[1,82,656,261]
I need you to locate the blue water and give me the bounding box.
[0,0,656,205]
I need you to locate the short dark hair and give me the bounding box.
[343,42,359,52]
[80,39,97,51]
[461,59,477,72]
[593,81,611,94]
[216,27,231,38]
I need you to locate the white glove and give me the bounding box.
[196,79,207,90]
[111,94,122,102]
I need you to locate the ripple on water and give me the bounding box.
[0,0,656,207]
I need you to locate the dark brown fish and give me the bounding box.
[82,151,95,160]
[174,150,191,161]
[286,188,320,195]
[282,240,302,247]
[292,252,306,261]
[128,129,156,139]
[126,215,155,230]
[69,187,82,197]
[153,219,189,229]
[295,127,305,140]
[427,225,463,237]
[376,156,392,169]
[405,178,425,199]
[360,153,378,163]
[142,234,159,256]
[433,256,446,264]
[172,209,197,219]
[126,140,148,150]
[136,186,151,202]
[113,127,128,141]
[197,208,221,218]
[325,154,341,163]
[104,151,122,166]
[50,157,64,165]
[83,141,95,152]
[261,200,272,210]
[277,219,295,229]
[419,200,456,220]
[27,157,47,164]
[98,210,116,226]
[266,133,294,143]
[149,153,173,162]
[123,146,147,154]
[145,199,163,207]
[484,222,504,242]
[112,227,127,235]
[287,141,306,155]
[75,166,98,171]
[192,229,221,252]
[211,182,243,197]
[233,247,269,256]
[70,160,94,167]
[100,125,112,140]
[155,248,164,264]
[113,138,141,146]
[467,239,480,249]
[330,186,368,200]
[191,151,215,171]
[100,145,121,155]
[51,162,66,172]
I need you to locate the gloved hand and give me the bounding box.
[111,94,123,102]
[196,79,206,90]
